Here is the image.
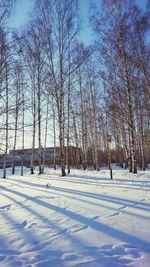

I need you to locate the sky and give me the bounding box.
[10,0,94,44]
[10,0,148,45]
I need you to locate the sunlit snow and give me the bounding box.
[0,166,150,267]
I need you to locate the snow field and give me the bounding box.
[0,167,150,267]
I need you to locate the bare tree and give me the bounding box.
[35,0,79,176]
[91,0,149,173]
[12,61,21,175]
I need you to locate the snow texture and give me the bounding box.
[0,166,150,267]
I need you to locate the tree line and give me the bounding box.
[0,0,150,177]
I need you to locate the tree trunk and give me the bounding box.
[3,60,9,179]
[31,82,36,174]
[12,79,19,175]
[42,94,49,173]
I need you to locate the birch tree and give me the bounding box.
[91,0,149,173]
[35,0,79,176]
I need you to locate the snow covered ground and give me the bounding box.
[0,166,150,267]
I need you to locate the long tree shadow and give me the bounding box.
[0,197,54,266]
[0,178,53,195]
[1,185,150,253]
[1,190,137,267]
[2,176,150,197]
[50,186,150,211]
[51,176,150,192]
[9,167,149,192]
[62,170,150,186]
[10,177,150,212]
[47,188,150,220]
[3,178,150,220]
[0,191,95,266]
[63,171,150,185]
[26,170,150,192]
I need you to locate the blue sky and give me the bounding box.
[10,0,148,45]
[10,0,34,28]
[10,0,94,44]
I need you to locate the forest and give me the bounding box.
[0,0,150,177]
